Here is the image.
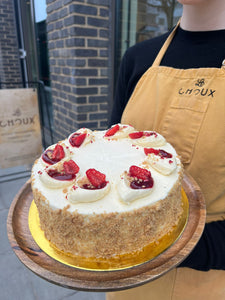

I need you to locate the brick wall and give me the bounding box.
[46,0,112,142]
[0,0,22,87]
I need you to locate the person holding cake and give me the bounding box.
[107,0,225,299]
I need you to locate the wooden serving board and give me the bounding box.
[7,172,206,292]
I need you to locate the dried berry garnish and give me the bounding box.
[144,148,172,159]
[129,165,151,181]
[42,144,65,165]
[52,144,65,160]
[129,131,157,139]
[128,165,153,190]
[104,124,120,137]
[69,132,87,147]
[129,131,144,139]
[63,160,79,175]
[86,168,107,189]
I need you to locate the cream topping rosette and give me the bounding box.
[39,159,80,189]
[104,123,135,139]
[117,165,154,204]
[144,148,177,175]
[67,128,94,148]
[129,130,166,147]
[31,124,182,214]
[67,171,111,204]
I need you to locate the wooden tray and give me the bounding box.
[7,172,206,292]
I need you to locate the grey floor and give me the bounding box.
[0,165,106,300]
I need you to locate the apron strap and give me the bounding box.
[152,20,180,67]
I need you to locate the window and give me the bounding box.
[114,0,182,84]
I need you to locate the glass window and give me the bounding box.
[114,0,182,83]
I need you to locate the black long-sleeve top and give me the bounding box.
[110,26,225,271]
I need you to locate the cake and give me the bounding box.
[31,124,183,261]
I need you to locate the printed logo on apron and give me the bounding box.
[178,79,216,97]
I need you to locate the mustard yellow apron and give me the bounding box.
[107,24,225,300]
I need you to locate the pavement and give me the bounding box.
[0,165,106,300]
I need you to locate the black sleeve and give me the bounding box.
[109,32,170,127]
[178,220,225,271]
[109,53,130,126]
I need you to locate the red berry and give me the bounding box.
[144,148,172,158]
[105,124,120,137]
[129,166,154,189]
[69,133,87,147]
[52,144,65,160]
[86,168,106,188]
[129,165,151,181]
[63,160,80,175]
[42,145,65,164]
[129,131,144,139]
[144,148,159,156]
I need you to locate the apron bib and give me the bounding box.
[121,23,225,221]
[107,24,225,300]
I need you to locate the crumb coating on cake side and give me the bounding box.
[32,174,183,258]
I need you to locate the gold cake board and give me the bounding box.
[28,189,189,271]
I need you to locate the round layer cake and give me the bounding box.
[31,124,183,259]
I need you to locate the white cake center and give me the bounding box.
[32,130,182,215]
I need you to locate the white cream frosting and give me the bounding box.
[117,172,154,204]
[32,126,182,215]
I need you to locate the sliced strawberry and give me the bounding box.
[69,132,87,147]
[144,148,172,158]
[104,124,120,137]
[144,148,159,156]
[86,168,106,188]
[63,160,80,175]
[129,166,154,189]
[129,165,151,181]
[129,131,144,139]
[42,145,65,164]
[52,144,65,161]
